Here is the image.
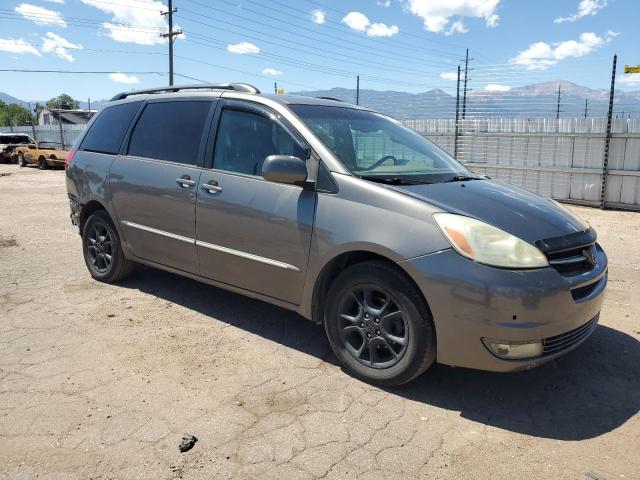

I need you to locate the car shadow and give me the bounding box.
[121,266,640,441]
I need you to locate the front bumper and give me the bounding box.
[401,244,608,372]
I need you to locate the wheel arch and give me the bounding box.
[310,250,432,328]
[80,199,109,234]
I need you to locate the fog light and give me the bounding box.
[482,338,543,359]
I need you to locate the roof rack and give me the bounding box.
[317,96,344,102]
[110,83,260,101]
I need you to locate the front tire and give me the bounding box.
[324,261,436,386]
[38,157,48,170]
[18,153,26,167]
[82,210,135,282]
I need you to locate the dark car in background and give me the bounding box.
[0,133,35,163]
[65,83,607,386]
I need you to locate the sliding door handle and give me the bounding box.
[201,182,223,193]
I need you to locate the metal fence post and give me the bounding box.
[29,102,37,142]
[454,65,461,159]
[600,54,617,209]
[57,101,65,149]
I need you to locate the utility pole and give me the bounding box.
[274,82,277,94]
[161,0,182,86]
[88,97,91,111]
[454,65,461,160]
[556,84,561,120]
[600,54,617,210]
[356,75,360,105]
[462,48,472,120]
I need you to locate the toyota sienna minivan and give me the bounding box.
[66,83,607,386]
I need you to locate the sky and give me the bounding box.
[1,0,639,102]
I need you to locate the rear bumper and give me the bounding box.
[401,244,607,372]
[68,194,82,228]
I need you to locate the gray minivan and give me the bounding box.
[66,83,607,386]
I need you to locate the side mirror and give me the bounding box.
[262,155,308,186]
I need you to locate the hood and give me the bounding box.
[388,179,588,244]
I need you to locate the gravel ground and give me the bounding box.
[1,163,639,480]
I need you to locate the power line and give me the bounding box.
[176,14,450,79]
[0,69,165,75]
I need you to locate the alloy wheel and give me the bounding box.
[86,222,113,273]
[337,285,409,369]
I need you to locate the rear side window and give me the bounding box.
[128,101,211,165]
[80,101,141,154]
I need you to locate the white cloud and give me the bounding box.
[377,0,392,6]
[510,31,616,70]
[618,75,640,87]
[227,42,260,54]
[43,0,65,3]
[403,0,500,34]
[342,11,371,32]
[444,20,468,36]
[109,72,140,84]
[484,84,511,91]
[440,71,465,81]
[0,37,41,56]
[342,11,399,37]
[367,23,399,37]
[311,9,326,24]
[555,0,607,23]
[15,3,67,27]
[262,68,282,76]
[81,0,168,45]
[41,32,81,61]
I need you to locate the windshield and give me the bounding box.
[289,105,471,183]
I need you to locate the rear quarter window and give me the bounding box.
[80,101,142,154]
[127,101,211,165]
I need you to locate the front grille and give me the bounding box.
[546,244,598,276]
[542,315,599,356]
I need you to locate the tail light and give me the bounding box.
[65,148,76,170]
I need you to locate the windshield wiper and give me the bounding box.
[441,175,483,183]
[359,175,427,185]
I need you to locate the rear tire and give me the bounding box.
[18,153,26,167]
[38,157,48,170]
[82,210,135,282]
[324,261,436,386]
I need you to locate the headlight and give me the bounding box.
[433,213,549,269]
[549,199,590,231]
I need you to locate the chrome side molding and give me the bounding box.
[121,220,299,271]
[195,240,300,271]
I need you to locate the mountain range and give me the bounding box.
[292,80,640,118]
[2,80,639,119]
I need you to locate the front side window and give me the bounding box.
[213,109,306,176]
[128,101,211,165]
[290,105,470,184]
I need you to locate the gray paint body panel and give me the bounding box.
[196,170,316,304]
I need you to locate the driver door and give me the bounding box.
[195,101,316,305]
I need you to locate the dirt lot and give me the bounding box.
[0,163,639,480]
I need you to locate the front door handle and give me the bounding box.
[201,181,223,193]
[176,176,196,188]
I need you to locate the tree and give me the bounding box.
[0,101,32,126]
[46,94,79,110]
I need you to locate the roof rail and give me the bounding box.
[110,83,260,101]
[317,96,344,102]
